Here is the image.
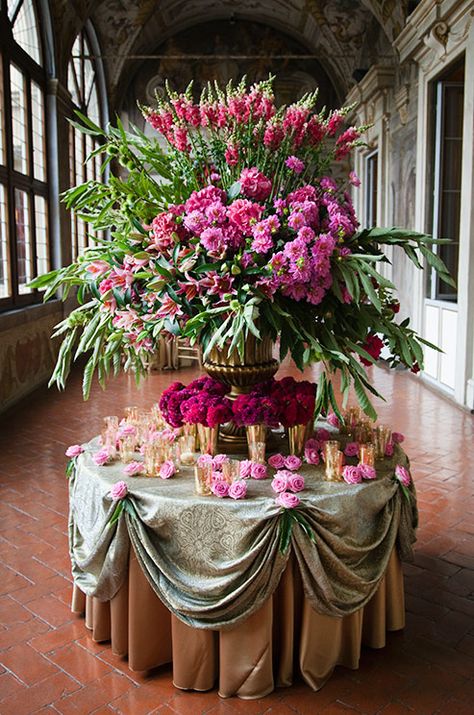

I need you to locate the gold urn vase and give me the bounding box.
[203,334,279,450]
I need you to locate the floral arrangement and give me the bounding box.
[159,376,231,428]
[31,77,454,418]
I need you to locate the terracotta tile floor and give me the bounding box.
[0,361,473,714]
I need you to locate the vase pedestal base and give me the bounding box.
[217,425,287,456]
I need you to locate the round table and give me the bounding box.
[69,436,417,698]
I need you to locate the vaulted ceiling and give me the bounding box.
[50,0,412,108]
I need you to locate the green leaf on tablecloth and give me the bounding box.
[293,510,316,544]
[108,500,124,527]
[278,510,293,554]
[66,459,75,478]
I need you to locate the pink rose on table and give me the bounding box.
[211,480,229,498]
[124,461,143,476]
[385,442,394,457]
[213,454,229,470]
[327,412,340,428]
[268,453,286,469]
[392,432,405,444]
[276,491,301,509]
[65,444,84,458]
[118,423,136,438]
[304,447,319,465]
[287,473,305,493]
[395,464,411,487]
[359,464,376,480]
[344,442,359,457]
[239,459,253,479]
[315,428,331,442]
[93,449,110,466]
[197,454,213,467]
[228,480,248,500]
[305,438,321,452]
[271,472,289,493]
[110,481,128,501]
[159,460,176,479]
[342,465,362,484]
[251,463,268,480]
[284,455,302,471]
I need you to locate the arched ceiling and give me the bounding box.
[49,0,412,107]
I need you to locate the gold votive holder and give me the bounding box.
[179,435,196,466]
[288,422,311,456]
[374,425,392,458]
[124,405,139,423]
[143,443,160,477]
[359,443,375,467]
[197,424,219,455]
[195,464,212,496]
[323,441,343,481]
[248,440,266,463]
[119,435,135,464]
[222,459,241,485]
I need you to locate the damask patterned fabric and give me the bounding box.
[68,438,417,629]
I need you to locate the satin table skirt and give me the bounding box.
[71,546,404,699]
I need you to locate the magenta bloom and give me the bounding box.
[110,481,128,501]
[268,453,286,469]
[276,492,300,509]
[392,432,405,444]
[251,463,268,480]
[344,442,359,458]
[395,464,411,487]
[239,167,272,201]
[385,442,394,457]
[65,444,84,458]
[285,155,305,174]
[284,455,302,471]
[359,464,376,480]
[228,480,248,500]
[305,447,319,465]
[326,412,340,428]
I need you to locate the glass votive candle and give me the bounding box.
[124,406,139,423]
[143,443,159,477]
[359,443,375,467]
[324,441,343,481]
[195,464,212,496]
[179,435,196,466]
[222,459,241,485]
[248,440,266,463]
[119,435,135,464]
[374,425,392,458]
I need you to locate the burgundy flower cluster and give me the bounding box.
[159,376,232,428]
[232,377,316,428]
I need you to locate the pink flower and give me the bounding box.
[287,473,305,493]
[211,479,229,497]
[342,465,363,484]
[276,492,300,509]
[285,156,305,174]
[239,167,272,201]
[395,464,411,487]
[359,464,376,480]
[213,454,229,470]
[344,442,359,457]
[124,461,143,476]
[239,459,253,478]
[284,455,302,471]
[118,423,136,438]
[304,447,320,465]
[326,412,340,428]
[110,481,128,501]
[85,260,109,276]
[251,463,268,480]
[93,449,110,466]
[305,438,321,451]
[271,472,289,493]
[315,428,331,442]
[160,460,176,479]
[392,432,405,444]
[65,444,84,458]
[228,480,248,500]
[385,442,394,457]
[349,171,361,187]
[197,454,213,467]
[268,453,286,469]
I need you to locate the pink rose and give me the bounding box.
[392,432,405,444]
[211,479,229,497]
[305,438,321,451]
[395,464,411,487]
[160,460,176,479]
[344,442,359,457]
[359,464,376,480]
[213,454,229,470]
[197,454,213,467]
[326,412,340,428]
[315,428,331,442]
[342,465,362,484]
[118,423,136,438]
[284,455,302,471]
[268,453,286,469]
[304,447,320,465]
[239,459,253,479]
[287,473,305,493]
[271,472,289,493]
[65,444,84,458]
[251,463,268,480]
[228,480,248,500]
[110,481,128,500]
[124,461,143,476]
[385,442,394,457]
[93,449,110,466]
[276,491,300,509]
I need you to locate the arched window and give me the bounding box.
[67,23,107,260]
[0,0,49,308]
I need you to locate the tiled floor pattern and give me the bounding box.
[0,361,473,714]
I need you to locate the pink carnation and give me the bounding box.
[65,444,84,458]
[342,465,362,484]
[239,167,272,201]
[110,481,128,501]
[211,479,229,497]
[268,453,286,469]
[124,461,143,476]
[251,463,268,480]
[395,464,411,487]
[228,480,248,500]
[160,460,176,479]
[93,449,110,466]
[287,473,305,493]
[276,492,300,509]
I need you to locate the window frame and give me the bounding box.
[0,0,50,311]
[364,149,378,230]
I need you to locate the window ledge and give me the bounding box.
[0,300,63,332]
